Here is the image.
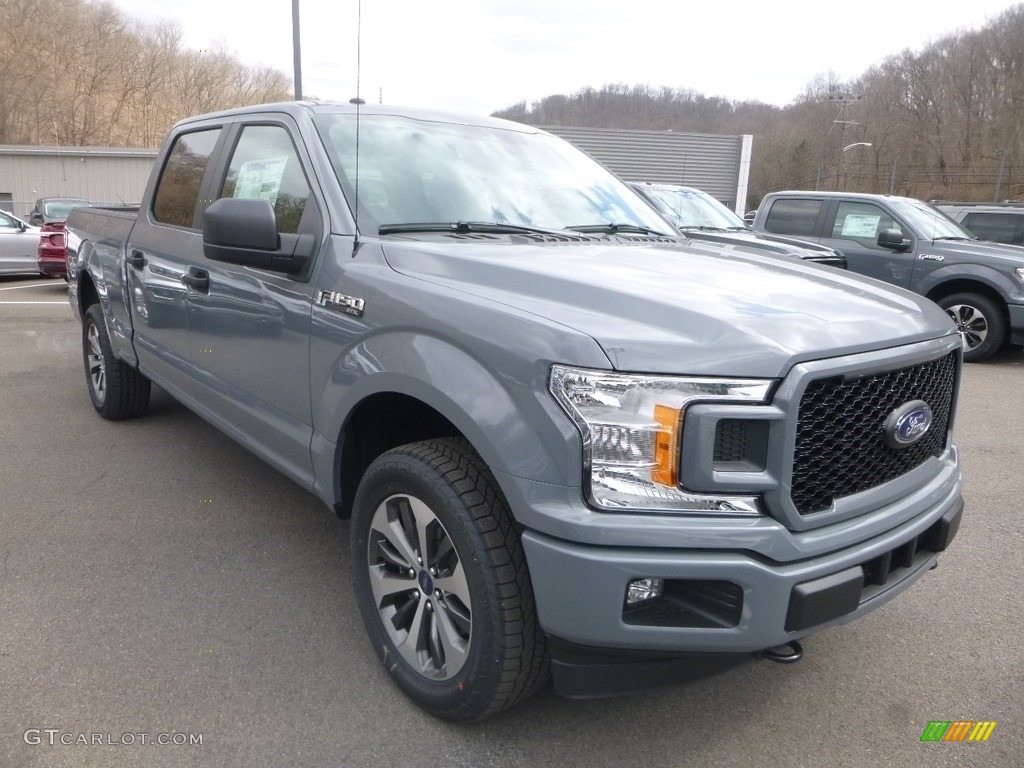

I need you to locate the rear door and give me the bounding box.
[185,117,325,484]
[819,199,917,288]
[126,125,227,398]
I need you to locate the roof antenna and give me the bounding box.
[349,0,364,252]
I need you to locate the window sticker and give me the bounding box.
[234,158,288,205]
[841,214,881,238]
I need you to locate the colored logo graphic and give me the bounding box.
[920,721,997,742]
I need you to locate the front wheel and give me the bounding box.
[83,304,151,419]
[937,292,1007,363]
[351,438,549,721]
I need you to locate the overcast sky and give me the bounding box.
[114,0,1022,116]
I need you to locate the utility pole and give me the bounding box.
[828,93,862,190]
[994,149,1006,202]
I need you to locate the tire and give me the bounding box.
[83,304,151,419]
[351,438,549,721]
[936,292,1007,363]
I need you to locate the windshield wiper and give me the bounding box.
[931,236,975,241]
[565,222,672,236]
[676,225,731,232]
[378,221,571,236]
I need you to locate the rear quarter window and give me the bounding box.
[763,199,822,236]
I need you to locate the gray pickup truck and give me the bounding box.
[753,190,1024,361]
[67,103,964,721]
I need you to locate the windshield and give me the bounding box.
[890,199,974,240]
[43,199,91,219]
[640,186,745,230]
[313,114,671,235]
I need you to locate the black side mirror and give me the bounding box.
[877,228,910,251]
[202,198,313,274]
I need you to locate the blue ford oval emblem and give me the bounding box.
[884,400,933,449]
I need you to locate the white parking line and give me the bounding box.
[0,282,57,291]
[0,300,67,305]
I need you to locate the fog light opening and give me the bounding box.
[626,577,664,605]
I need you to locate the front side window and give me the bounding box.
[219,125,311,235]
[830,202,902,250]
[763,199,822,236]
[152,129,222,229]
[0,212,17,229]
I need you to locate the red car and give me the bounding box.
[37,222,68,279]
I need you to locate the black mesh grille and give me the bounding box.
[791,351,957,515]
[714,420,748,462]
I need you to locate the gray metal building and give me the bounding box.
[0,145,158,219]
[542,126,753,214]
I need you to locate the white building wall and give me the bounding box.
[0,146,158,218]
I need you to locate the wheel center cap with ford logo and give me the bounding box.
[884,400,933,449]
[418,569,434,595]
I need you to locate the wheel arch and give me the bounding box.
[925,278,1010,331]
[313,333,582,518]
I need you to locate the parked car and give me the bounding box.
[752,191,1024,361]
[27,197,92,227]
[37,223,69,279]
[934,201,1024,246]
[630,183,847,268]
[68,103,963,721]
[0,209,44,276]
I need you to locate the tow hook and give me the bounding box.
[757,640,803,664]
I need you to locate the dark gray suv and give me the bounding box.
[936,202,1024,247]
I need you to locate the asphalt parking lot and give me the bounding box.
[1,275,1021,768]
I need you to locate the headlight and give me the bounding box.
[550,365,773,514]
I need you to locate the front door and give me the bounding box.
[187,121,322,484]
[820,200,916,288]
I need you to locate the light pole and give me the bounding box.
[839,142,872,191]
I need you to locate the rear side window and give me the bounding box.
[763,199,822,236]
[219,125,311,235]
[962,212,1023,245]
[152,129,222,229]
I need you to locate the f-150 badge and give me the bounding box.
[316,290,365,317]
[918,254,944,262]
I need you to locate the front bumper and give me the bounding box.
[1009,302,1024,346]
[527,495,960,696]
[522,488,960,654]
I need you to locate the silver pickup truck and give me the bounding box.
[67,102,964,721]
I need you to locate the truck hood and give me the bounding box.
[381,237,954,378]
[680,230,846,265]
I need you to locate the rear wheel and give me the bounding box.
[83,304,151,419]
[937,293,1006,362]
[351,438,549,721]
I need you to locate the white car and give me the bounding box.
[0,210,43,276]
